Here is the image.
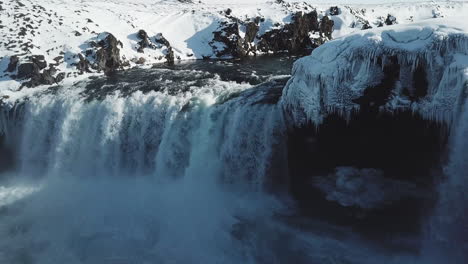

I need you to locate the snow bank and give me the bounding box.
[282,17,468,125]
[2,0,468,91]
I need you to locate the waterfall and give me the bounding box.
[0,76,288,264]
[424,86,468,263]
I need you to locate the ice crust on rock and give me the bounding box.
[281,18,468,125]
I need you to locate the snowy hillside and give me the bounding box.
[1,0,468,90]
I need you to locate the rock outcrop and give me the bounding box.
[135,30,175,65]
[136,29,153,53]
[6,56,19,72]
[210,11,334,58]
[95,33,123,75]
[154,33,175,65]
[210,18,260,58]
[5,55,65,87]
[319,16,334,40]
[385,14,397,26]
[258,11,322,54]
[329,6,340,16]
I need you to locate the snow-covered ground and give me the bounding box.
[1,0,468,91]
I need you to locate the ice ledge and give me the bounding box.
[281,18,468,126]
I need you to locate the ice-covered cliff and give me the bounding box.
[282,17,468,125]
[282,17,468,262]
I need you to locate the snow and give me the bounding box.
[1,0,468,91]
[281,17,468,125]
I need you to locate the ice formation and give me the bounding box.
[281,18,468,125]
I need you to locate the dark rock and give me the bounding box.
[19,67,62,88]
[319,16,334,40]
[17,62,40,79]
[362,22,372,30]
[155,33,174,65]
[6,55,19,72]
[403,65,429,102]
[244,21,259,44]
[210,16,261,58]
[258,11,321,55]
[135,57,146,64]
[53,56,63,63]
[95,33,122,75]
[76,53,91,74]
[225,8,232,16]
[36,67,57,85]
[385,14,397,26]
[154,33,171,47]
[10,54,62,87]
[329,6,340,16]
[352,56,400,109]
[30,55,47,70]
[165,47,175,65]
[55,72,65,83]
[137,29,152,53]
[211,21,241,57]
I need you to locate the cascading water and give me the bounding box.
[0,53,466,264]
[0,67,291,264]
[424,89,468,263]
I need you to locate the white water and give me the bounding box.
[0,69,467,263]
[423,89,468,263]
[0,77,291,264]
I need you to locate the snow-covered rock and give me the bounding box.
[282,17,468,125]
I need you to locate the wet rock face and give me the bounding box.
[95,33,123,75]
[258,11,321,55]
[0,132,14,174]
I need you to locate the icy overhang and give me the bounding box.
[281,18,468,126]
